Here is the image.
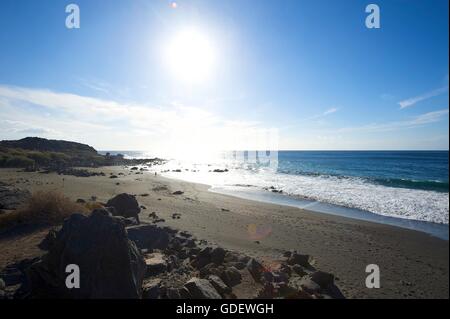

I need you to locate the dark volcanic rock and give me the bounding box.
[142,278,161,299]
[310,271,334,289]
[220,266,242,287]
[291,264,306,276]
[289,276,320,294]
[0,278,5,299]
[106,193,141,223]
[127,224,170,250]
[287,252,311,268]
[58,168,104,177]
[37,229,58,251]
[194,247,213,268]
[247,258,265,282]
[27,209,146,298]
[166,287,182,299]
[0,185,30,210]
[145,253,168,276]
[211,247,226,264]
[229,261,246,270]
[208,275,231,295]
[184,278,222,299]
[213,169,228,173]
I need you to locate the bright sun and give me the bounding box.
[165,28,215,84]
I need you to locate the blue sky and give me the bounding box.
[0,0,448,152]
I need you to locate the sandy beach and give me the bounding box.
[0,166,448,299]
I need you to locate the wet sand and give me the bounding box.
[0,167,448,298]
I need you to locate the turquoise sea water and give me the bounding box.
[275,151,448,192]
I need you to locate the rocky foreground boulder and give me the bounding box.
[26,209,146,298]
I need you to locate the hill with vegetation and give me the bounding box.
[0,137,160,169]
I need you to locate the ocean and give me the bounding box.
[100,150,449,239]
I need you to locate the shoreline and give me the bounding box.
[207,185,449,240]
[0,166,448,298]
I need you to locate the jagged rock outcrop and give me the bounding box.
[26,209,146,298]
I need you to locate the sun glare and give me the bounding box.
[165,28,215,84]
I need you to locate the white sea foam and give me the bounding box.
[154,161,449,225]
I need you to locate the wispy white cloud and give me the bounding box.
[398,86,448,109]
[78,78,111,94]
[0,85,273,154]
[280,107,340,131]
[323,107,338,116]
[337,109,449,133]
[0,119,58,136]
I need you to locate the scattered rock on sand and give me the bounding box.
[184,278,222,299]
[172,191,184,195]
[289,276,320,294]
[142,278,162,299]
[106,193,141,224]
[127,224,170,250]
[171,213,181,219]
[291,264,306,276]
[179,231,191,238]
[145,253,168,276]
[310,271,335,289]
[208,275,231,295]
[2,198,344,300]
[247,258,265,282]
[211,247,226,264]
[287,252,311,268]
[221,266,242,287]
